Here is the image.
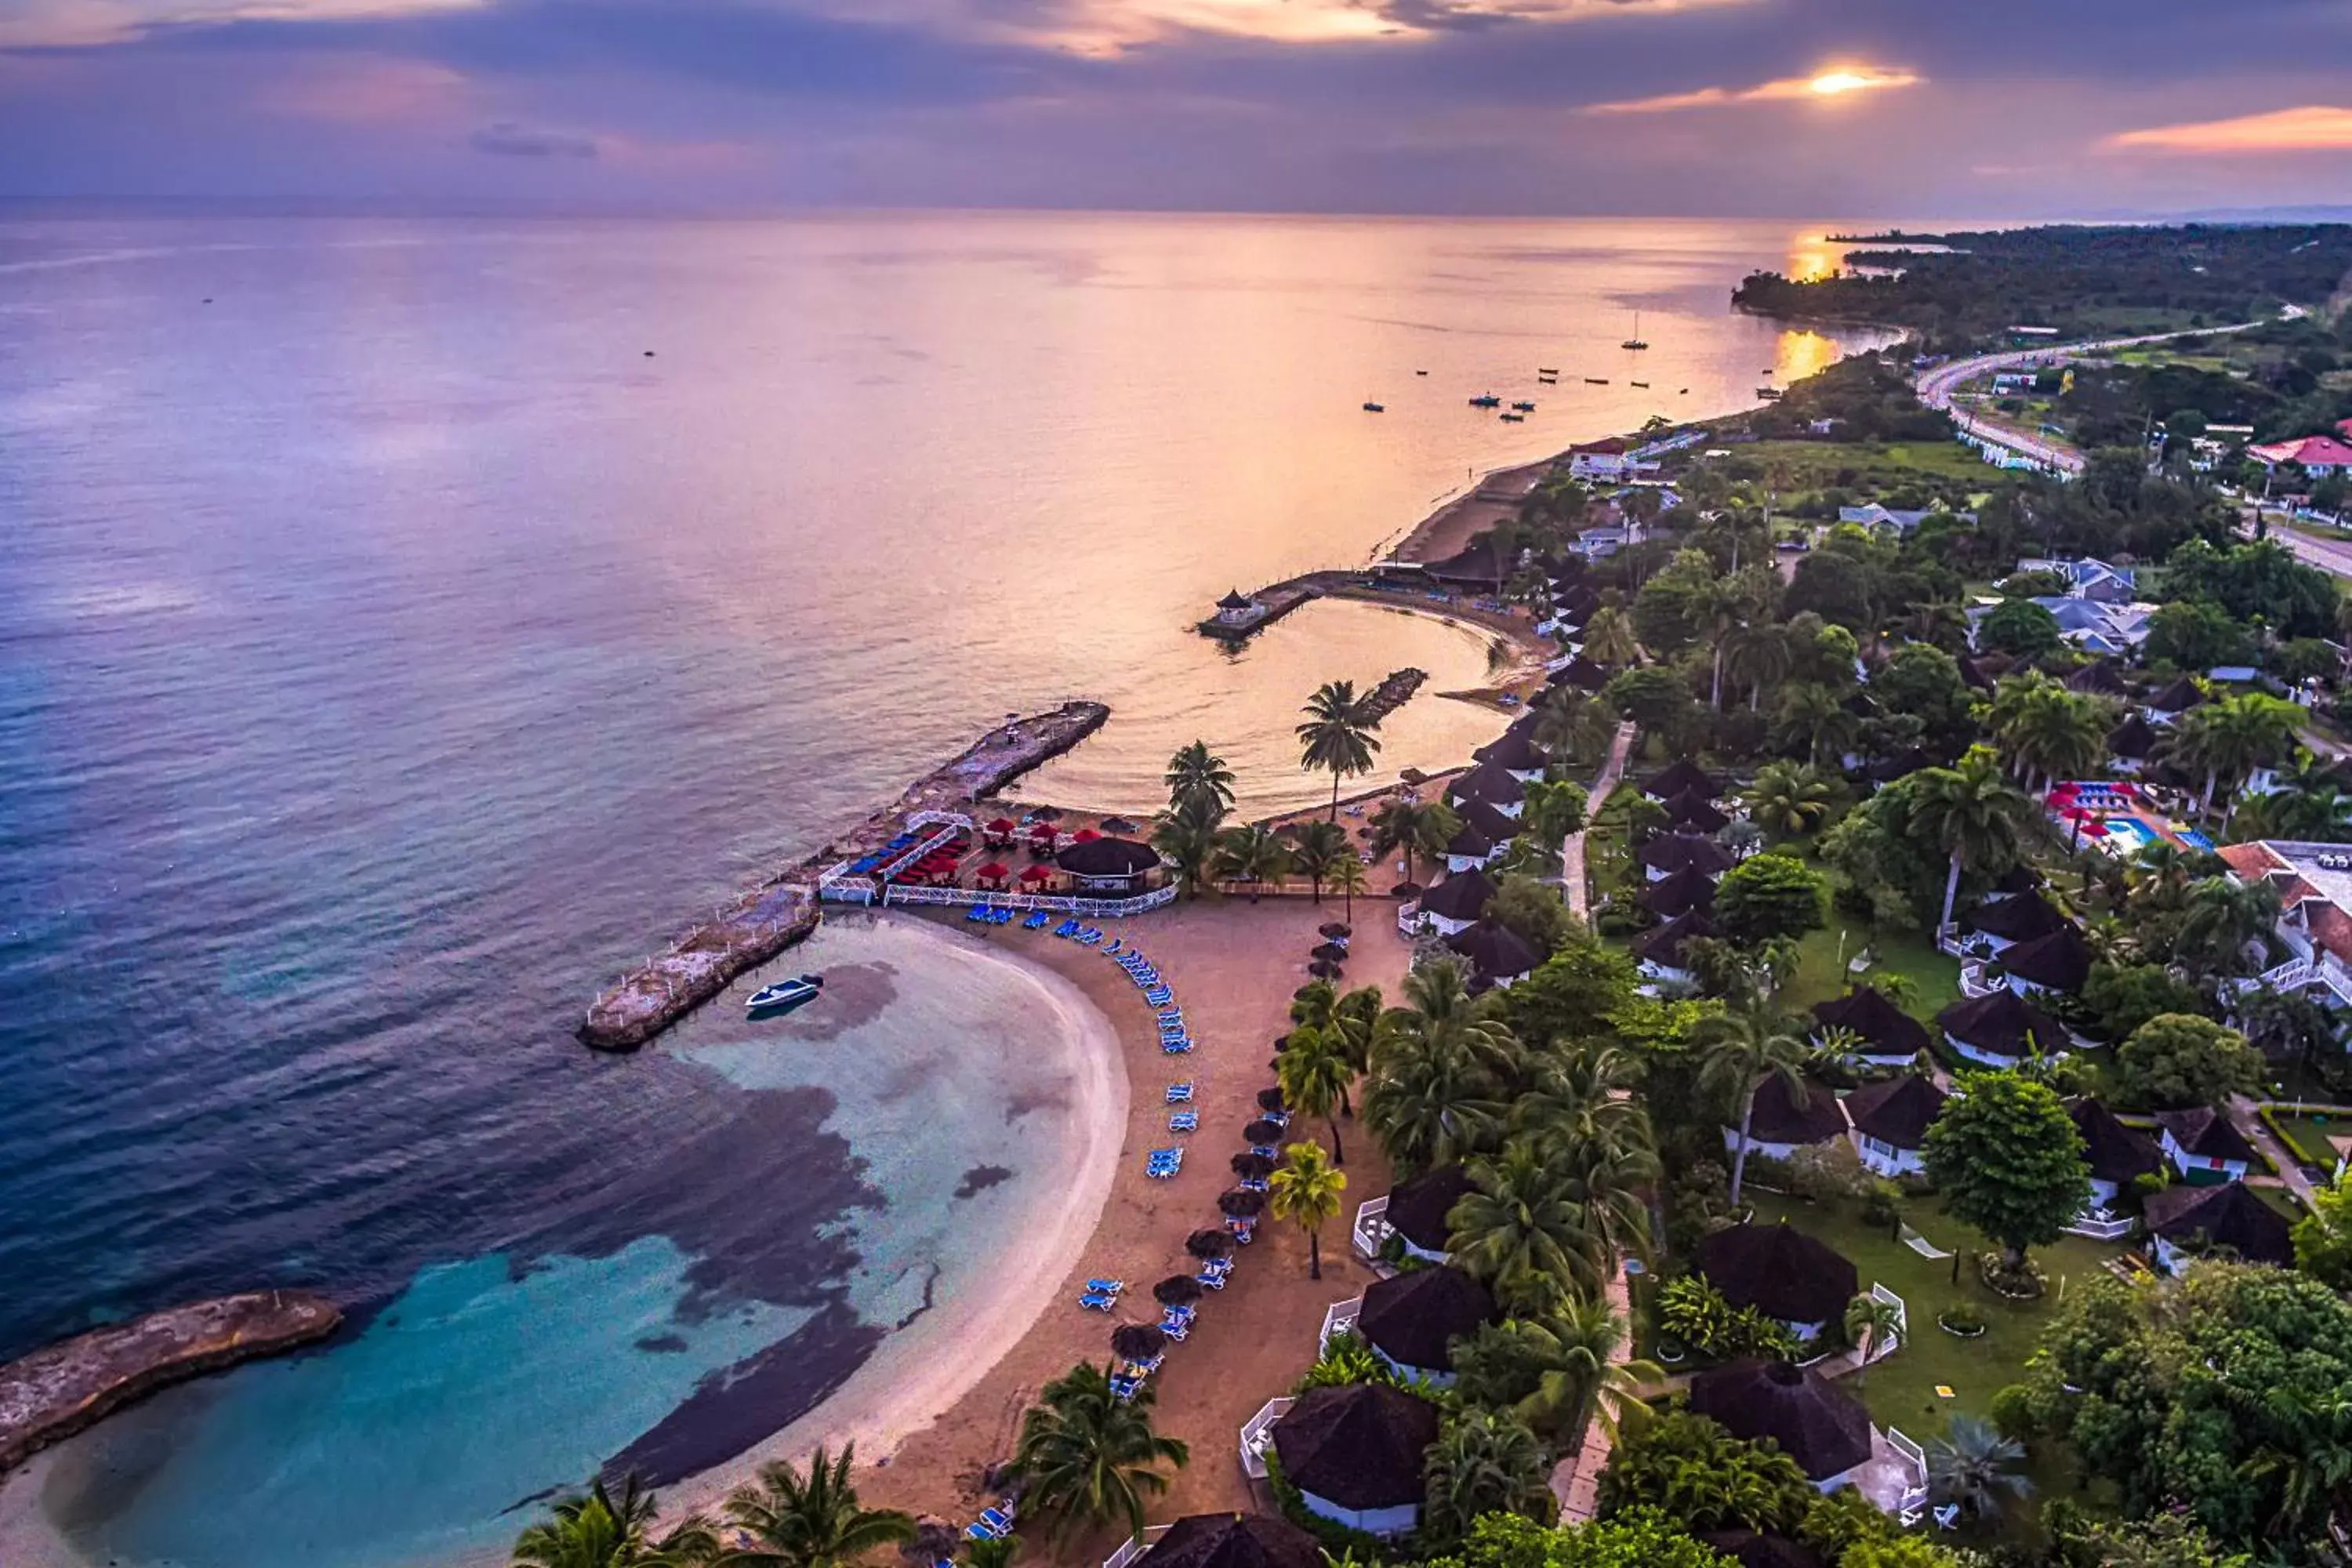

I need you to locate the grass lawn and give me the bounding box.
[2269,1112,2347,1171]
[1783,923,1961,1019]
[1741,439,1994,492]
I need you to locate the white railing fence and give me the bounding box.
[1103,1523,1172,1568]
[1319,1297,1364,1356]
[2064,1209,2136,1241]
[1886,1425,1931,1512]
[1352,1196,1392,1262]
[1239,1396,1295,1481]
[818,880,1180,917]
[1870,1282,1907,1360]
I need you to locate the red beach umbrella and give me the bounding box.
[987,818,1016,833]
[1020,865,1052,883]
[1029,823,1058,840]
[1073,828,1102,844]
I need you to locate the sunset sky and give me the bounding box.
[2,0,2348,214]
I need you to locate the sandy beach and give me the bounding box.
[843,897,1412,1558]
[1386,455,1560,565]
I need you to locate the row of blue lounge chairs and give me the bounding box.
[962,1503,1017,1542]
[963,905,1018,925]
[1146,1147,1184,1178]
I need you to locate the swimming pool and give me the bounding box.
[2177,828,2216,852]
[2096,815,2161,855]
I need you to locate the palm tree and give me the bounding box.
[1907,745,2033,935]
[1772,682,1860,768]
[2170,693,2302,819]
[1369,797,1457,885]
[1298,681,1383,820]
[1531,684,1613,764]
[1701,578,1751,710]
[1927,1415,2031,1520]
[1504,1298,1663,1448]
[1725,621,1792,712]
[1277,1025,1355,1163]
[1163,740,1236,825]
[1327,852,1370,926]
[1508,1042,1652,1162]
[511,1476,715,1568]
[1011,1363,1189,1539]
[1210,823,1291,902]
[718,1444,914,1567]
[1422,1408,1555,1541]
[1906,597,1969,654]
[1151,811,1221,901]
[1269,1139,1347,1279]
[2176,874,2281,975]
[1988,675,2107,795]
[1450,1139,1608,1312]
[1581,604,1640,669]
[1363,1036,1507,1177]
[1290,818,1351,903]
[1743,761,1836,838]
[1843,1293,1903,1386]
[1696,1003,1813,1206]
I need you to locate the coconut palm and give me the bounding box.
[718,1444,914,1568]
[1369,797,1458,886]
[1449,1139,1610,1312]
[1298,681,1383,820]
[1547,1134,1660,1272]
[2169,693,2303,819]
[1011,1363,1189,1540]
[1581,604,1640,669]
[1423,1407,1555,1541]
[1843,1293,1904,1386]
[1700,578,1753,711]
[1508,1041,1653,1163]
[1531,684,1614,764]
[510,1475,716,1568]
[1504,1298,1664,1448]
[1696,1002,1813,1206]
[1725,621,1793,712]
[1163,740,1236,825]
[1377,960,1519,1080]
[1269,1139,1348,1279]
[1927,1415,2031,1520]
[1363,1030,1508,1175]
[1151,811,1221,901]
[1326,851,1370,926]
[1277,1025,1356,1163]
[1988,675,2108,795]
[2176,873,2281,976]
[1906,597,1970,654]
[1743,761,1837,839]
[1210,823,1292,902]
[1290,818,1351,903]
[1907,745,2034,935]
[1772,682,1860,768]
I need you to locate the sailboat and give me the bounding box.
[1621,314,1650,351]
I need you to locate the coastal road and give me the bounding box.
[2256,513,2352,582]
[1914,318,2267,477]
[1563,722,1637,918]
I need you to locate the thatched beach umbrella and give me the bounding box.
[1319,921,1352,939]
[1244,1118,1285,1145]
[1100,816,1139,835]
[1027,805,1064,822]
[1112,1323,1169,1362]
[1308,959,1344,980]
[1154,1276,1204,1306]
[1311,942,1348,963]
[1257,1087,1287,1113]
[1390,881,1421,898]
[1186,1229,1236,1261]
[1232,1151,1276,1180]
[1220,1189,1268,1218]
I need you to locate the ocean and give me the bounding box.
[0,210,1886,1566]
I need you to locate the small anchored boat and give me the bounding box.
[747,975,824,1015]
[1499,412,1526,422]
[1536,367,1559,376]
[1621,313,1650,350]
[1468,394,1502,408]
[1628,381,1649,389]
[1584,377,1609,386]
[1362,401,1385,412]
[1510,400,1536,412]
[1755,387,1783,401]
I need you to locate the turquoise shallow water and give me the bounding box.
[0,211,1885,1566]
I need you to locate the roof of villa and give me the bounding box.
[1054,837,1164,877]
[1999,924,2093,993]
[1218,589,1254,609]
[1642,759,1722,800]
[2148,676,2207,713]
[1641,865,1718,919]
[1443,920,1541,983]
[1812,985,1931,1057]
[1474,730,1551,773]
[1695,1221,1859,1324]
[2109,713,2160,760]
[1454,797,1522,842]
[1443,822,1494,859]
[1967,889,2067,945]
[1383,1164,1475,1252]
[1416,868,1498,923]
[2067,1098,2161,1185]
[1447,762,1526,807]
[1636,831,1734,878]
[1690,1359,1873,1481]
[1271,1384,1442,1511]
[1742,1074,1847,1146]
[1632,909,1717,968]
[1937,989,2065,1058]
[1660,789,1733,833]
[2143,1180,2292,1267]
[1552,656,1610,692]
[1843,1075,1949,1149]
[1357,1265,1500,1372]
[2155,1107,2259,1165]
[2067,659,2131,695]
[1145,1515,1325,1568]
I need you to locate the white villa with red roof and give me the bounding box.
[2216,840,2352,1014]
[2249,434,2352,476]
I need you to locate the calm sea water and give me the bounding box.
[0,211,1882,1566]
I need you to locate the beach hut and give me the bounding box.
[982,817,1018,848]
[1453,797,1521,844]
[1054,836,1163,895]
[2144,675,2207,725]
[1472,729,1551,782]
[1632,909,1716,988]
[1641,865,1717,920]
[1658,788,1732,834]
[1694,1221,1858,1339]
[1810,985,1929,1065]
[1842,1075,1950,1177]
[1137,1513,1323,1568]
[1963,889,2065,953]
[1446,763,1526,818]
[1443,920,1541,990]
[1724,1073,1845,1162]
[1376,1164,1474,1264]
[2143,1180,2292,1274]
[1642,758,1722,802]
[1637,830,1733,884]
[1269,1383,1440,1537]
[1355,1266,1499,1387]
[1551,655,1610,693]
[2068,1097,2161,1208]
[2154,1107,2257,1185]
[2067,658,2130,697]
[2107,713,2158,775]
[1690,1359,1873,1489]
[1442,820,1500,874]
[2000,924,2092,996]
[973,862,1011,891]
[1937,988,2065,1068]
[1414,869,1497,937]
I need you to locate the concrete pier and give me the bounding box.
[0,1291,341,1474]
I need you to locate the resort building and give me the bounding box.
[1838,504,1974,535]
[1353,1266,1500,1388]
[1446,762,1526,818]
[1566,437,1661,482]
[1441,820,1503,874]
[1642,865,1717,921]
[1842,1076,1950,1178]
[2215,840,2352,1012]
[1998,924,2092,997]
[1725,1074,1846,1162]
[1356,1163,1473,1265]
[1413,868,1497,937]
[1643,759,1723,802]
[1472,728,1550,783]
[1633,909,1716,988]
[1689,1360,1873,1492]
[1268,1383,1439,1537]
[1937,988,2066,1068]
[1638,829,1734,883]
[1694,1221,1858,1339]
[1968,596,2154,656]
[1213,590,1268,630]
[1443,919,1541,991]
[2143,1181,2293,1275]
[2143,676,2206,725]
[1961,888,2065,955]
[1657,788,1732,834]
[2249,434,2352,476]
[1118,1512,1322,1568]
[1055,837,1167,896]
[2107,713,2158,775]
[2068,1097,2161,1210]
[2154,1107,2257,1185]
[1813,985,1932,1067]
[2016,557,2138,602]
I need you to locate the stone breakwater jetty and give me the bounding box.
[0,1290,341,1473]
[579,701,1109,1052]
[1357,667,1428,725]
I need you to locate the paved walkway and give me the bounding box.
[2230,1094,2320,1207]
[1563,723,1637,919]
[1551,1259,1635,1523]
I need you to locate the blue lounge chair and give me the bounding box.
[1109,1373,1142,1403]
[1162,1040,1193,1056]
[1086,1278,1124,1294]
[1024,912,1051,929]
[978,1508,1015,1537]
[1169,1111,1198,1132]
[1165,1083,1194,1103]
[1053,919,1080,938]
[1079,1291,1116,1311]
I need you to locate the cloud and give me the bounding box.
[1581,63,1918,114]
[468,118,595,155]
[2103,103,2352,154]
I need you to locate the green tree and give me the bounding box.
[1926,1414,2030,1521]
[1978,597,2063,657]
[2147,600,2254,670]
[1499,933,1639,1051]
[1425,1406,1557,1543]
[1602,666,1698,746]
[1276,1025,1355,1164]
[1487,873,1577,956]
[1873,643,1979,757]
[1454,1299,1661,1447]
[1210,822,1291,902]
[2114,1013,2264,1109]
[1596,1410,1813,1535]
[510,1476,716,1568]
[1770,681,1860,768]
[1695,1002,1812,1205]
[2295,1174,2352,1292]
[2169,692,2301,818]
[1289,818,1352,904]
[1711,853,1829,946]
[1423,1508,1733,1568]
[1450,1139,1610,1313]
[1988,673,2110,795]
[2174,874,2281,976]
[1366,960,1517,1171]
[1151,811,1221,900]
[1843,1291,1903,1385]
[1581,604,1640,670]
[2057,1515,2252,1568]
[2082,960,2209,1041]
[1010,1363,1189,1539]
[1907,745,2033,933]
[1298,680,1383,820]
[1370,797,1460,886]
[1268,1138,1346,1279]
[717,1444,914,1568]
[1519,779,1589,852]
[1921,1073,2089,1271]
[1532,686,1617,764]
[1163,740,1236,825]
[1742,761,1837,838]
